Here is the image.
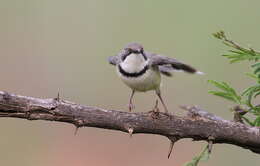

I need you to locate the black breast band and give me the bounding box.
[118,65,149,77]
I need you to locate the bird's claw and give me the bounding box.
[148,100,173,119]
[148,100,160,119]
[149,110,160,119]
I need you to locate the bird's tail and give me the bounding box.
[171,62,204,75]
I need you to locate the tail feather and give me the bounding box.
[171,63,203,74]
[159,63,204,76]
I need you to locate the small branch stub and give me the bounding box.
[55,92,60,101]
[128,127,134,137]
[74,119,84,135]
[74,127,79,135]
[207,136,214,154]
[232,105,247,124]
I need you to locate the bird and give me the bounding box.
[108,43,203,114]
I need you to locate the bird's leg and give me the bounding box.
[156,89,169,114]
[152,99,159,113]
[128,90,135,112]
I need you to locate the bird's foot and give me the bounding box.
[128,103,135,112]
[149,110,160,119]
[148,101,173,119]
[148,100,160,119]
[148,110,173,119]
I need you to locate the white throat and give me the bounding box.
[120,53,148,73]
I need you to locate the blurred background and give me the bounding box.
[0,0,260,165]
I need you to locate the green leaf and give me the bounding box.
[213,30,260,128]
[253,107,260,115]
[242,116,255,126]
[184,145,210,166]
[242,85,260,106]
[254,67,260,75]
[245,73,258,80]
[229,50,244,55]
[242,86,257,96]
[242,85,260,97]
[214,31,260,63]
[251,62,260,68]
[253,63,260,71]
[230,58,243,63]
[254,91,260,98]
[208,80,241,103]
[222,82,239,96]
[253,117,260,126]
[208,91,237,102]
[208,80,232,92]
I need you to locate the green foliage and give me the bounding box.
[208,80,241,104]
[190,31,260,166]
[210,31,260,126]
[184,145,210,166]
[213,31,260,63]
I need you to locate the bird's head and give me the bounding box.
[124,42,144,54]
[121,43,147,62]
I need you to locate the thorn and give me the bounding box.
[167,136,179,159]
[74,119,83,136]
[168,141,174,159]
[128,127,133,137]
[54,92,60,101]
[207,136,214,154]
[25,104,33,120]
[207,141,213,154]
[74,126,79,136]
[57,92,60,101]
[25,111,33,120]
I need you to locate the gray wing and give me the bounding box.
[108,55,120,66]
[146,52,203,76]
[108,49,126,65]
[158,65,174,77]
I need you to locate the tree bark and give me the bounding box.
[0,91,259,154]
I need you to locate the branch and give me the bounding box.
[0,91,260,155]
[213,31,260,63]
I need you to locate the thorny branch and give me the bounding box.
[0,91,260,156]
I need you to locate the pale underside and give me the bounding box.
[116,53,161,92]
[117,65,161,92]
